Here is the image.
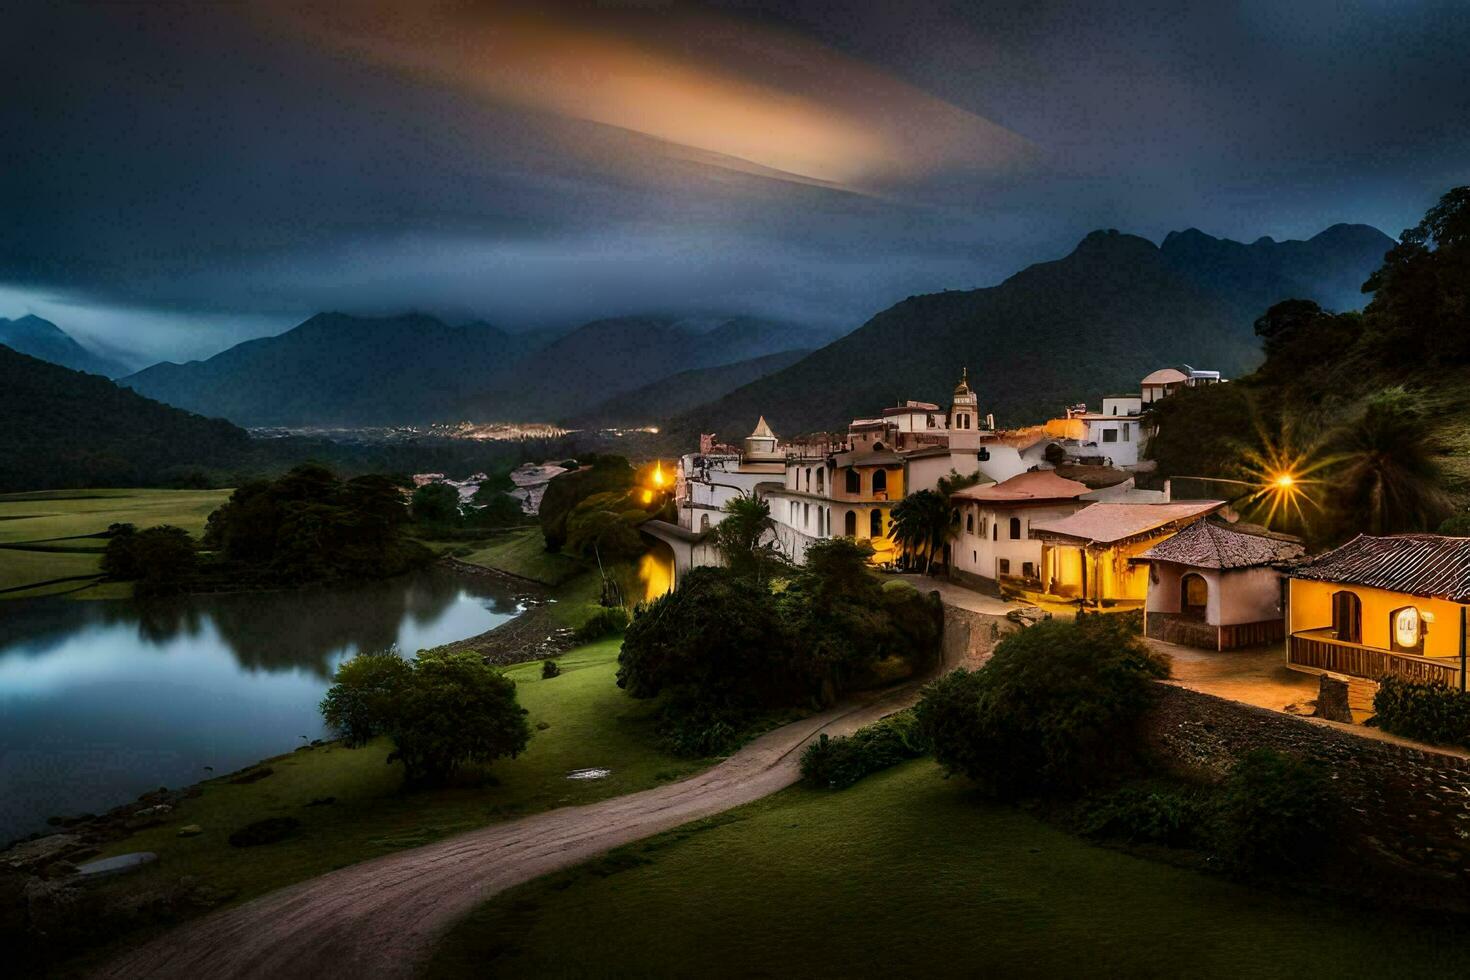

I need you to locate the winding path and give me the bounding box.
[98,683,925,980]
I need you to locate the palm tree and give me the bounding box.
[889,490,950,574]
[713,495,781,582]
[1328,387,1451,536]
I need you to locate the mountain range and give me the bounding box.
[667,223,1394,441]
[119,313,837,427]
[0,316,129,378]
[0,344,251,491]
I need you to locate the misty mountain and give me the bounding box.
[0,345,251,491]
[1159,223,1393,315]
[671,223,1392,441]
[460,315,838,422]
[0,315,129,377]
[571,348,811,428]
[121,313,544,427]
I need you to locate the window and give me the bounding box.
[1390,606,1426,652]
[805,468,812,491]
[816,468,824,492]
[1022,561,1036,578]
[870,508,883,537]
[803,503,810,527]
[972,551,977,563]
[873,469,887,495]
[965,513,974,533]
[1102,429,1118,443]
[927,415,936,428]
[846,469,860,494]
[844,510,857,536]
[1009,517,1022,540]
[999,558,1011,575]
[1331,591,1362,643]
[1122,424,1131,442]
[699,514,710,532]
[992,523,998,541]
[789,501,797,522]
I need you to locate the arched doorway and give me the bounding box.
[873,469,888,496]
[844,510,857,536]
[869,508,883,538]
[1332,590,1362,643]
[1180,573,1208,619]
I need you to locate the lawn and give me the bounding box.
[0,488,231,598]
[428,760,1470,978]
[88,640,708,911]
[453,526,588,586]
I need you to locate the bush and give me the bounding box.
[654,696,744,756]
[915,617,1167,799]
[1078,783,1209,848]
[541,659,561,679]
[101,524,198,596]
[574,605,630,643]
[412,483,462,525]
[319,650,412,746]
[1372,676,1470,747]
[800,710,926,789]
[389,650,532,786]
[1212,749,1337,873]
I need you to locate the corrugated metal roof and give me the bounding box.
[1137,517,1303,569]
[1288,534,1470,602]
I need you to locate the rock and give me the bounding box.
[176,825,204,837]
[1007,605,1044,624]
[1314,674,1354,724]
[75,852,158,879]
[2,834,87,874]
[228,817,301,848]
[229,767,274,785]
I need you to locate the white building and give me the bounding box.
[675,419,786,534]
[1140,365,1223,405]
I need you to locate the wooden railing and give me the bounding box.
[1288,632,1462,686]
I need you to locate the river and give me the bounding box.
[0,566,526,842]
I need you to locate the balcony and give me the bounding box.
[1288,629,1463,687]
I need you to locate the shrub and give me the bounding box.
[654,697,744,757]
[1212,749,1337,873]
[541,659,561,679]
[799,710,926,789]
[101,524,198,596]
[319,650,412,746]
[1078,783,1209,848]
[574,605,630,643]
[1372,676,1470,747]
[915,617,1166,799]
[388,650,533,786]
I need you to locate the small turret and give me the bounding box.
[742,415,782,462]
[950,368,981,450]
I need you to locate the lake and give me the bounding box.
[0,567,527,842]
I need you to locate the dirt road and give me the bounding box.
[97,684,921,980]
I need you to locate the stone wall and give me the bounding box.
[1146,684,1470,906]
[941,605,1017,671]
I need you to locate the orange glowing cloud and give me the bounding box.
[265,1,1032,191]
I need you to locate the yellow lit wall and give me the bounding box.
[1288,579,1464,659]
[638,549,675,601]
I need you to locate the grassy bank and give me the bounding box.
[0,488,231,598]
[85,640,706,913]
[429,760,1470,978]
[450,526,588,587]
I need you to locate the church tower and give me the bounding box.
[949,368,980,450]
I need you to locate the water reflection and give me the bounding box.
[0,567,526,841]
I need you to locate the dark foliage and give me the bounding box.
[411,482,462,524]
[319,650,413,746]
[573,605,630,643]
[539,455,635,551]
[0,344,251,491]
[1213,749,1338,873]
[1077,782,1210,848]
[1372,676,1470,748]
[386,650,532,787]
[228,816,301,848]
[202,465,430,586]
[541,659,561,679]
[100,524,199,597]
[799,710,927,790]
[915,616,1168,799]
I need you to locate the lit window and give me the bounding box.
[1391,606,1424,652]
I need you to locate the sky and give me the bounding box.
[3,0,1468,368]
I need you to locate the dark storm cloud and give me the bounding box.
[2,0,1467,362]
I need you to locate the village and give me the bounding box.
[646,365,1469,723]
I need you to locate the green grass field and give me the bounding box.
[428,760,1470,978]
[0,488,231,598]
[88,640,707,910]
[454,526,589,587]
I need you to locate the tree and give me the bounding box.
[319,649,412,747]
[101,524,198,596]
[915,616,1168,799]
[889,490,951,574]
[411,482,461,525]
[388,650,531,786]
[1326,387,1450,536]
[1362,185,1470,362]
[539,455,635,551]
[712,495,782,582]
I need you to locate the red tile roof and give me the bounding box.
[951,470,1091,504]
[1030,500,1224,545]
[1137,517,1303,569]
